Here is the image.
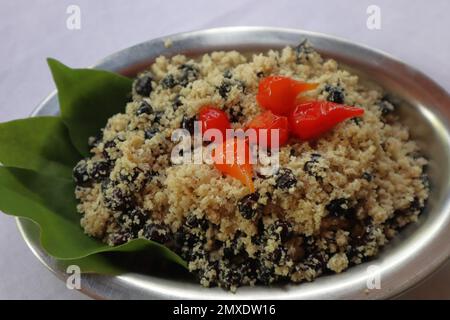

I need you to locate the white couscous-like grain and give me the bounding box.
[72,41,428,291]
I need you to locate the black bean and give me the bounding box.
[295,39,315,63]
[144,127,159,140]
[222,246,234,260]
[100,178,110,191]
[136,101,153,115]
[178,64,199,87]
[289,149,298,157]
[175,228,201,254]
[251,224,267,245]
[410,197,425,215]
[251,234,263,246]
[304,160,318,177]
[185,214,209,230]
[210,239,223,251]
[161,74,177,89]
[352,117,363,126]
[174,231,186,249]
[110,232,132,245]
[286,236,305,262]
[146,170,159,181]
[237,80,247,94]
[378,97,395,115]
[258,265,273,285]
[111,190,134,212]
[219,267,242,290]
[102,180,135,212]
[90,161,111,181]
[240,258,258,279]
[102,140,117,160]
[73,160,91,187]
[270,246,286,263]
[362,172,373,182]
[231,230,244,246]
[303,252,327,273]
[325,198,355,218]
[324,85,345,104]
[223,235,246,263]
[118,207,147,232]
[198,262,219,283]
[303,153,323,178]
[172,95,183,111]
[185,232,201,247]
[256,71,265,78]
[186,245,206,262]
[181,115,196,135]
[275,168,297,189]
[269,221,292,242]
[223,70,233,79]
[153,111,164,124]
[231,251,249,266]
[238,192,263,220]
[351,222,366,243]
[347,245,364,263]
[257,217,266,234]
[266,226,280,241]
[119,168,141,183]
[134,74,153,96]
[311,153,321,160]
[218,81,232,99]
[302,236,317,256]
[144,223,172,244]
[179,63,198,72]
[228,105,244,123]
[115,170,143,197]
[103,139,116,150]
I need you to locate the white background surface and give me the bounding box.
[0,0,449,299]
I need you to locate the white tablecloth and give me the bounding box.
[0,0,449,299]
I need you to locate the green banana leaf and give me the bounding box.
[47,58,133,157]
[0,59,188,273]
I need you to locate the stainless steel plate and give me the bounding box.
[17,27,450,299]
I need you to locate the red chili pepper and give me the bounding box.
[256,76,318,116]
[199,106,231,141]
[289,101,364,140]
[246,111,289,148]
[212,138,254,192]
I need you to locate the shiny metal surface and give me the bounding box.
[16,27,450,299]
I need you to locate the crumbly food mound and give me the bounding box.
[74,41,429,291]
